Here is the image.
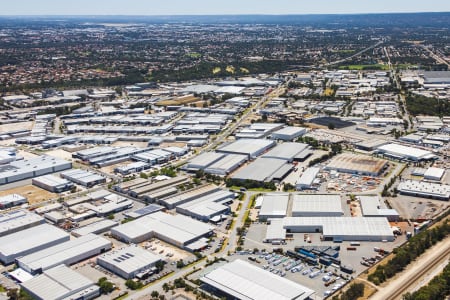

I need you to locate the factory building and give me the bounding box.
[97,245,162,279]
[204,154,247,175]
[325,153,388,176]
[124,204,164,219]
[271,126,307,141]
[292,194,343,217]
[201,259,315,300]
[17,234,112,275]
[358,196,399,221]
[32,174,74,193]
[60,169,106,187]
[232,157,293,182]
[262,142,311,162]
[424,167,446,182]
[258,193,290,221]
[397,180,450,201]
[0,155,71,185]
[123,176,189,200]
[216,139,276,159]
[0,194,27,210]
[0,210,44,237]
[176,189,234,222]
[0,224,69,265]
[296,167,321,190]
[184,152,225,171]
[376,143,437,161]
[114,161,151,175]
[159,184,221,209]
[71,219,118,237]
[111,211,214,250]
[20,265,100,300]
[265,217,394,242]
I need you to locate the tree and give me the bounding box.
[97,277,115,294]
[327,122,335,130]
[151,290,159,298]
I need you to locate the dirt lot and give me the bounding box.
[155,95,200,106]
[0,185,57,205]
[45,149,73,160]
[0,121,33,133]
[111,141,148,148]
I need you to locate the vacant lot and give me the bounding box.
[0,185,57,205]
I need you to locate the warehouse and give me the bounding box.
[292,194,343,217]
[0,194,27,210]
[32,174,74,193]
[114,161,151,175]
[358,196,399,221]
[97,245,162,279]
[113,177,149,194]
[176,189,234,221]
[60,169,106,187]
[296,167,320,190]
[132,149,172,164]
[184,152,225,171]
[71,219,118,237]
[376,143,437,161]
[159,184,220,209]
[20,265,100,300]
[204,154,248,175]
[0,210,44,237]
[265,217,395,242]
[17,233,112,274]
[0,224,69,265]
[424,167,446,181]
[325,153,388,176]
[271,126,307,141]
[231,157,293,182]
[71,194,134,217]
[216,139,276,159]
[124,204,164,219]
[259,193,290,221]
[0,155,71,185]
[127,176,189,199]
[111,211,214,250]
[397,180,450,200]
[262,142,310,162]
[201,259,315,300]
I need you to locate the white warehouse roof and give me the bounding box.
[201,259,314,300]
[292,194,343,216]
[259,193,289,219]
[377,143,436,161]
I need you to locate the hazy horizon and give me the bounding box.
[1,0,449,16]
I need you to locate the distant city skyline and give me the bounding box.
[1,0,450,16]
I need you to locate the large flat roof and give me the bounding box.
[97,245,161,277]
[260,193,289,217]
[377,143,436,160]
[292,194,343,214]
[232,157,292,182]
[217,139,275,157]
[0,224,68,257]
[201,259,314,300]
[0,210,44,237]
[325,153,387,175]
[262,142,309,161]
[186,152,225,169]
[21,265,98,300]
[111,211,214,245]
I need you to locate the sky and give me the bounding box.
[1,0,450,15]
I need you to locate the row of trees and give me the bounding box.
[225,178,276,191]
[368,220,450,285]
[406,94,450,117]
[332,283,365,300]
[402,262,450,300]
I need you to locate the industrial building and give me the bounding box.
[159,184,221,209]
[358,196,399,221]
[60,169,106,187]
[121,176,189,200]
[176,189,234,221]
[201,259,315,300]
[71,219,118,237]
[232,157,293,182]
[0,155,71,185]
[296,167,321,190]
[397,180,450,200]
[0,224,69,265]
[20,265,100,300]
[216,139,276,159]
[0,210,44,237]
[69,193,134,217]
[376,143,437,161]
[97,245,162,279]
[265,217,394,242]
[32,174,74,193]
[124,204,164,219]
[258,193,290,221]
[204,154,247,175]
[292,194,343,217]
[184,152,225,171]
[0,194,27,210]
[325,153,388,176]
[262,142,311,162]
[271,126,307,141]
[111,211,214,250]
[424,167,446,181]
[114,161,151,175]
[17,233,112,274]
